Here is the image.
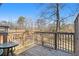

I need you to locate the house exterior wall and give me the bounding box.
[74,14,79,55]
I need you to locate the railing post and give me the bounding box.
[41,34,44,46]
[34,33,38,44]
[55,33,57,50]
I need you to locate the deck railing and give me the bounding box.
[7,32,34,54]
[34,32,75,53]
[0,31,75,54]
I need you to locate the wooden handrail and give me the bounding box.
[34,32,74,34]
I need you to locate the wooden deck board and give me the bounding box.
[18,45,73,56]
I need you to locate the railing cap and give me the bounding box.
[34,32,74,34]
[0,26,9,28]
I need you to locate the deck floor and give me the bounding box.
[18,45,73,56]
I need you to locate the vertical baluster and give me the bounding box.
[39,33,41,45]
[71,34,73,53]
[53,33,55,49]
[64,34,65,50]
[65,34,67,51]
[58,34,61,49]
[66,34,68,52]
[60,33,62,50]
[41,34,44,46]
[48,33,50,47]
[51,34,52,48]
[34,33,36,44]
[59,33,60,50]
[47,33,48,47]
[59,34,61,49]
[51,34,53,48]
[53,34,54,49]
[57,33,59,50]
[73,34,75,53]
[49,33,50,48]
[49,34,50,47]
[60,34,62,50]
[37,33,38,44]
[50,34,52,48]
[68,34,70,52]
[62,34,64,50]
[57,33,59,49]
[63,34,64,50]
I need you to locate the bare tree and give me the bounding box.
[26,19,34,31]
[55,3,60,32]
[40,3,79,32]
[36,18,47,31]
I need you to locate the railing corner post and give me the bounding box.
[55,33,57,50]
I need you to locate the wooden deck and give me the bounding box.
[18,45,73,56]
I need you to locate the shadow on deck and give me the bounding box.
[18,45,73,56]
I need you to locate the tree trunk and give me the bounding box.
[56,3,60,32]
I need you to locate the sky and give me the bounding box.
[0,3,41,22]
[0,3,78,24]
